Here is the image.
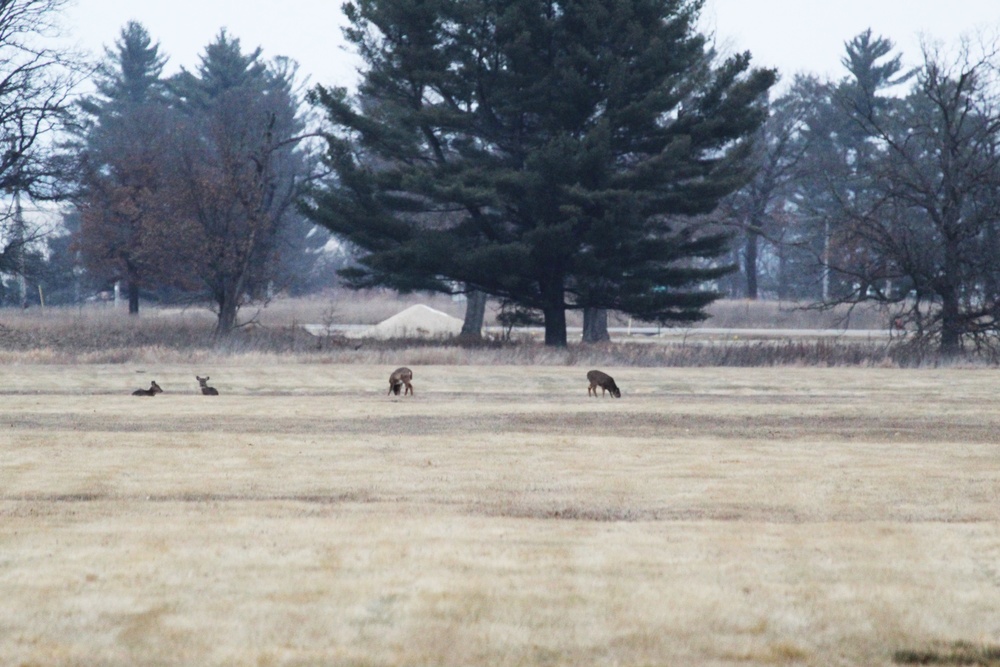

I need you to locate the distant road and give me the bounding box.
[611,327,893,339]
[305,323,895,341]
[486,326,894,341]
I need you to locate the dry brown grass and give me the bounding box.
[2,363,999,666]
[0,294,911,367]
[254,291,890,331]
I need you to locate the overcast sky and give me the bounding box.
[58,0,999,91]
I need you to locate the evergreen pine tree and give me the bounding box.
[307,0,774,345]
[74,21,176,314]
[80,20,168,115]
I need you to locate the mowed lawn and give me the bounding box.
[2,363,999,666]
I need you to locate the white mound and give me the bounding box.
[366,304,464,339]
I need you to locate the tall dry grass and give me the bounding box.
[0,291,935,366]
[255,290,891,330]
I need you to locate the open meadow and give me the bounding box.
[2,362,1000,666]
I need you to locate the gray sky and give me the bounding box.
[59,0,999,90]
[702,0,999,84]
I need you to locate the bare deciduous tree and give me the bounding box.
[830,37,1000,358]
[720,83,814,300]
[0,0,80,287]
[171,35,314,335]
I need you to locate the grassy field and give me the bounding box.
[2,363,999,666]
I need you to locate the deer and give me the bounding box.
[587,370,621,398]
[132,380,163,397]
[388,367,414,396]
[196,376,219,396]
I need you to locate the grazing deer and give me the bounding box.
[132,380,163,397]
[587,370,621,398]
[196,376,219,396]
[388,367,414,396]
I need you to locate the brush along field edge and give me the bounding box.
[2,364,999,666]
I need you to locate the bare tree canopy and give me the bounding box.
[0,0,80,293]
[825,35,1000,358]
[170,32,316,335]
[0,0,77,197]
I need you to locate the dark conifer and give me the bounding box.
[307,0,775,345]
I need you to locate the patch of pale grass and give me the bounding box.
[2,365,1000,665]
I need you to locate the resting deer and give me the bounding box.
[388,367,414,396]
[196,376,219,396]
[132,380,163,397]
[587,370,621,398]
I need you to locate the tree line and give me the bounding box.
[2,0,999,356]
[719,29,1000,359]
[0,2,330,335]
[72,22,326,334]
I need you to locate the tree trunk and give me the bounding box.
[582,307,610,343]
[939,235,962,358]
[461,289,487,338]
[776,243,787,301]
[127,281,140,315]
[744,229,759,300]
[541,277,567,347]
[215,292,239,337]
[940,289,961,358]
[125,263,140,315]
[542,305,567,347]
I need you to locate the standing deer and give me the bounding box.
[132,380,163,397]
[388,367,414,396]
[196,376,219,396]
[587,370,621,398]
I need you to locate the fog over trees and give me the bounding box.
[2,0,1000,355]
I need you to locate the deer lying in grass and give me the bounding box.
[196,376,219,396]
[132,380,163,397]
[587,370,621,398]
[388,367,414,396]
